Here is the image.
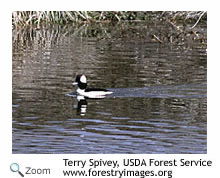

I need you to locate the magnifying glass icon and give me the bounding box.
[10,163,24,177]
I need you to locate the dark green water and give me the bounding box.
[12,22,207,153]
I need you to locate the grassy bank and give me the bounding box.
[12,11,206,27]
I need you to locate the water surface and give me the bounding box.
[12,22,207,153]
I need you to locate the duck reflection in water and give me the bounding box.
[75,95,87,116]
[75,95,108,116]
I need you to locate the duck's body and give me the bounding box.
[76,88,113,98]
[73,74,113,98]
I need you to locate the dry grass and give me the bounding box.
[12,11,206,27]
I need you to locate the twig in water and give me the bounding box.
[153,34,163,43]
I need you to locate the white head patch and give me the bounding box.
[80,75,87,83]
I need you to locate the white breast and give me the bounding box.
[76,88,113,98]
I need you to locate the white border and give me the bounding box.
[1,0,219,177]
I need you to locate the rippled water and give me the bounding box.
[12,22,207,154]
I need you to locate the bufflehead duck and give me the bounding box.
[72,74,113,98]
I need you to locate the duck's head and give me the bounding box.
[72,74,87,90]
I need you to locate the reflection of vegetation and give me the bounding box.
[13,20,207,50]
[12,11,206,27]
[12,11,207,51]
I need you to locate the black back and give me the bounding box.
[78,83,87,90]
[85,88,109,92]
